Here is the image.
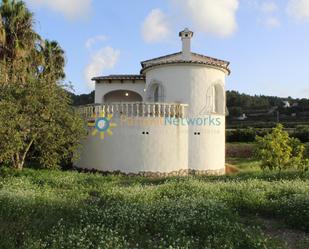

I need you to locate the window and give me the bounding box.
[147,81,165,102]
[154,86,159,102]
[213,84,225,115]
[203,83,225,115]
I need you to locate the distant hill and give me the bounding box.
[227,90,309,115]
[226,91,309,128]
[69,91,94,106]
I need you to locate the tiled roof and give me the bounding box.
[191,52,230,68]
[93,52,230,82]
[92,74,145,81]
[140,52,230,74]
[140,52,182,65]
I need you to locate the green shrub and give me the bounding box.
[255,124,307,171]
[226,128,269,143]
[293,125,309,143]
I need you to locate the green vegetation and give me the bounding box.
[226,128,269,143]
[255,124,308,171]
[227,90,309,117]
[69,91,95,106]
[227,126,309,143]
[1,168,309,249]
[0,0,86,170]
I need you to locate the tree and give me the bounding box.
[0,60,86,169]
[255,124,308,171]
[39,40,66,80]
[0,0,86,170]
[0,0,38,61]
[0,0,40,88]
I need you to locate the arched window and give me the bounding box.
[147,81,165,102]
[154,85,159,102]
[203,83,225,115]
[213,84,225,115]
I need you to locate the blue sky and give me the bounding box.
[24,0,309,98]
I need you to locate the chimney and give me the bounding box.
[179,28,194,60]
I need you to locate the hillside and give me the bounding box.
[226,91,309,128]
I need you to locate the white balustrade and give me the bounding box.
[78,102,188,120]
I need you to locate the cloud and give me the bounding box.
[175,0,239,38]
[260,2,278,13]
[84,46,120,89]
[85,35,108,49]
[25,0,92,19]
[141,9,171,43]
[287,0,309,22]
[141,0,239,41]
[264,17,281,28]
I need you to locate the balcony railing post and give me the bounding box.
[147,104,150,117]
[135,103,138,117]
[131,103,134,117]
[180,105,184,118]
[78,103,188,120]
[124,103,128,116]
[152,104,155,117]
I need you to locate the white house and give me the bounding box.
[76,28,230,176]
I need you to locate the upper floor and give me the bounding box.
[91,29,230,117]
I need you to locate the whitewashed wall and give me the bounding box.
[145,64,227,171]
[144,64,226,115]
[76,117,188,173]
[188,115,225,171]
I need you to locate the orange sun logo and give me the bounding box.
[88,112,117,140]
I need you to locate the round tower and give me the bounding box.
[142,28,230,173]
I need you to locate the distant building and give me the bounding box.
[236,113,247,120]
[283,101,290,108]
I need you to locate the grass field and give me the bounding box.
[1,166,309,249]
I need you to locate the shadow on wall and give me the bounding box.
[103,90,143,103]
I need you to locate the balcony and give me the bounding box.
[78,102,188,120]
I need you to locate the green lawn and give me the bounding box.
[1,168,309,249]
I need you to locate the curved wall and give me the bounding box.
[144,64,226,115]
[76,117,188,174]
[145,64,226,171]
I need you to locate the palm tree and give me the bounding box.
[0,0,38,61]
[39,40,66,81]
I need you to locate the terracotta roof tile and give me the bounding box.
[92,74,145,81]
[140,52,230,74]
